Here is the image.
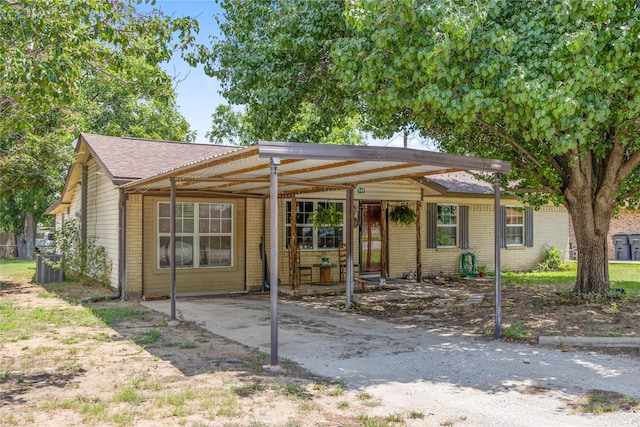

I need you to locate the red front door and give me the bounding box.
[360,204,382,273]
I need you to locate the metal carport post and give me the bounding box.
[269,157,280,366]
[345,186,355,309]
[494,173,503,339]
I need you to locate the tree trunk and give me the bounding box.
[16,233,27,260]
[24,212,36,260]
[564,157,615,294]
[571,216,609,293]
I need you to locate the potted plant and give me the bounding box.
[309,204,343,228]
[389,203,417,226]
[476,265,487,277]
[310,204,343,266]
[317,250,330,265]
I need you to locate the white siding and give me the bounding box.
[86,160,120,288]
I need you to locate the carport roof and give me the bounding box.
[122,141,511,196]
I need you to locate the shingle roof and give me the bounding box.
[80,133,238,182]
[427,171,495,194]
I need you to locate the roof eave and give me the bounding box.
[257,141,511,174]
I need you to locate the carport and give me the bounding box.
[123,141,511,365]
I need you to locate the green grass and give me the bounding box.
[113,385,145,404]
[0,259,36,280]
[573,390,640,414]
[133,329,161,346]
[0,300,104,343]
[502,262,640,296]
[90,306,149,325]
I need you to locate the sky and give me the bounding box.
[143,1,427,149]
[138,1,224,144]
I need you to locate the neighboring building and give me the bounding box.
[568,208,640,260]
[48,133,569,298]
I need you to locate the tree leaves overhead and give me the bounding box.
[0,0,197,136]
[201,0,640,293]
[0,0,198,256]
[195,0,363,143]
[334,1,640,200]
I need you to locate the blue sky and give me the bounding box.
[141,0,224,143]
[143,1,426,148]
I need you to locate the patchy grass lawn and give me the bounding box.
[2,258,638,426]
[0,260,409,427]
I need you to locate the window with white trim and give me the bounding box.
[436,204,458,247]
[158,202,233,268]
[285,201,344,249]
[505,206,524,246]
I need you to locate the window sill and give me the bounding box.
[435,247,459,252]
[505,245,526,250]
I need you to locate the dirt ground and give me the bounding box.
[343,277,640,357]
[1,276,638,426]
[1,278,396,426]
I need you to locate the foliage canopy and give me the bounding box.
[0,0,198,258]
[202,0,640,293]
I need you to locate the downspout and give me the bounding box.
[119,189,126,301]
[262,196,267,292]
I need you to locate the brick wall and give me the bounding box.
[245,198,265,291]
[389,200,569,277]
[125,194,143,297]
[568,208,640,260]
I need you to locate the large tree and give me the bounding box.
[204,0,640,294]
[206,103,365,145]
[330,0,640,294]
[0,0,198,259]
[194,0,368,143]
[72,56,196,142]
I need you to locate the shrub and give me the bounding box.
[536,246,569,272]
[51,219,112,285]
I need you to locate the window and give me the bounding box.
[505,206,524,246]
[436,204,458,247]
[158,202,233,268]
[285,201,344,249]
[427,203,468,249]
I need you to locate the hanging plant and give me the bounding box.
[389,203,417,226]
[309,204,343,228]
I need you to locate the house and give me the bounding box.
[47,133,569,299]
[46,133,237,290]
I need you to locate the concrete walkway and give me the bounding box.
[143,293,640,426]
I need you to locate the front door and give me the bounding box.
[360,204,382,273]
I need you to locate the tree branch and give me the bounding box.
[537,138,569,184]
[475,114,545,170]
[619,147,640,180]
[620,187,640,203]
[510,187,557,195]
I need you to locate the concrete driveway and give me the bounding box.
[143,292,640,426]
